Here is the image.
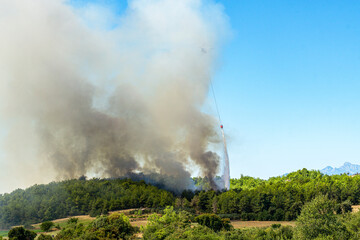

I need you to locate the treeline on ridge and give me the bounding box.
[0,178,174,228]
[1,168,360,228]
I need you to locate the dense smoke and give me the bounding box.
[0,0,229,193]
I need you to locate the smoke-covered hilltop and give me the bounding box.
[0,0,230,193]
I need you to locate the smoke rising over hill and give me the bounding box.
[0,0,229,193]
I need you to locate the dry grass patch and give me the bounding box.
[231,220,296,229]
[130,220,148,228]
[352,205,360,213]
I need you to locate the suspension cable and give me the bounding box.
[209,78,222,125]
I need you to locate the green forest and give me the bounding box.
[1,168,360,232]
[5,197,360,240]
[0,178,174,228]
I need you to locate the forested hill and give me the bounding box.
[0,178,174,229]
[231,168,360,192]
[225,169,360,220]
[2,169,360,229]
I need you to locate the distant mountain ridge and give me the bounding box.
[320,162,360,175]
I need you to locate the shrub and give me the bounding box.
[40,221,54,232]
[67,217,78,224]
[223,226,294,240]
[167,225,220,240]
[38,234,54,240]
[271,223,281,229]
[143,206,192,240]
[24,223,35,229]
[336,200,352,214]
[55,213,134,240]
[54,222,86,240]
[8,226,37,240]
[294,195,351,240]
[195,214,232,232]
[89,213,135,239]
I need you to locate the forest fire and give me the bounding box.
[0,0,230,192]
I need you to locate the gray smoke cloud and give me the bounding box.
[0,0,229,193]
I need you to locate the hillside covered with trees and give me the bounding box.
[0,178,174,228]
[1,168,360,228]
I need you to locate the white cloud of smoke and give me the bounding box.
[0,0,229,193]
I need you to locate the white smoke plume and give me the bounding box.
[0,0,229,193]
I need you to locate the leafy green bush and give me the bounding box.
[40,221,54,232]
[54,224,61,230]
[54,222,87,240]
[341,211,360,239]
[38,234,54,240]
[271,223,281,229]
[143,206,192,240]
[195,214,232,232]
[222,226,294,240]
[55,213,134,240]
[294,195,351,240]
[167,225,220,240]
[67,218,78,224]
[8,226,37,240]
[336,200,352,214]
[89,213,134,239]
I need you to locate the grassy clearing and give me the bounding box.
[29,216,95,238]
[0,230,8,237]
[32,215,95,229]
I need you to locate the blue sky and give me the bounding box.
[65,0,360,179]
[213,0,360,178]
